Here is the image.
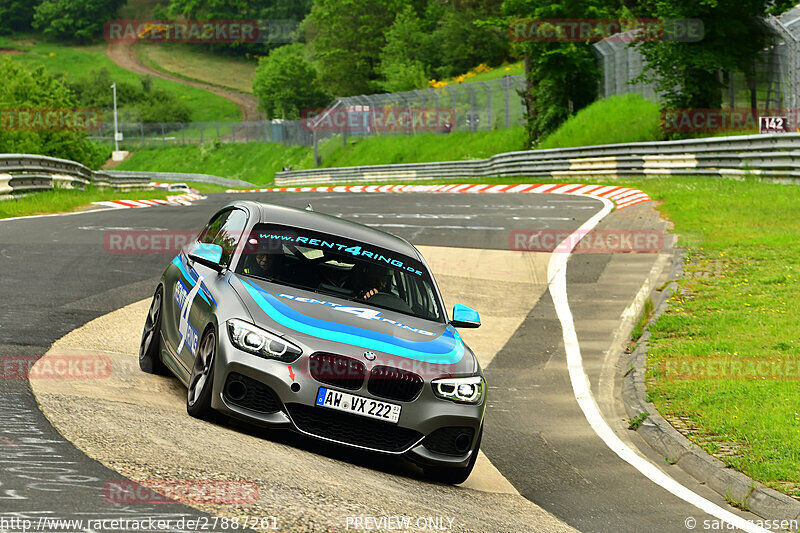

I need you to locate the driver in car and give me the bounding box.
[355,263,392,301]
[243,247,285,281]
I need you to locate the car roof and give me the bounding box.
[230,200,421,258]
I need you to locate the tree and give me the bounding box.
[502,0,615,145]
[304,0,401,96]
[376,1,511,92]
[32,0,127,43]
[0,57,107,168]
[0,0,44,34]
[167,0,313,56]
[377,5,434,92]
[431,8,508,79]
[252,43,329,119]
[632,0,796,111]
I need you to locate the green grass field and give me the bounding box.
[0,35,240,122]
[317,127,527,167]
[116,127,528,184]
[115,141,312,183]
[536,93,664,149]
[138,43,257,94]
[640,178,800,497]
[0,185,212,219]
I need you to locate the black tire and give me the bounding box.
[139,287,168,375]
[186,327,217,420]
[423,426,483,485]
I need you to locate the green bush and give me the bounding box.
[252,43,328,120]
[0,57,108,168]
[0,0,43,34]
[32,0,126,43]
[67,68,192,124]
[537,94,663,150]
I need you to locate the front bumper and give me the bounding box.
[210,337,485,468]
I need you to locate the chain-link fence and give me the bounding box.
[325,75,527,135]
[90,120,315,148]
[89,75,527,150]
[593,9,800,111]
[765,8,800,111]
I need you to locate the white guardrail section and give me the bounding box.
[0,154,151,196]
[274,132,800,186]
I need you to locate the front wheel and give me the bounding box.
[139,287,168,375]
[186,328,217,420]
[423,426,483,485]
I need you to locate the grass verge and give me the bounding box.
[631,297,655,344]
[536,94,664,149]
[640,178,800,499]
[0,186,201,219]
[115,142,313,184]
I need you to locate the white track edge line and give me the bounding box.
[548,194,767,533]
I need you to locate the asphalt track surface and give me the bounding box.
[0,192,763,532]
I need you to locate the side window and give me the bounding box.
[197,209,248,266]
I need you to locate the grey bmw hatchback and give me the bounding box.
[139,200,485,483]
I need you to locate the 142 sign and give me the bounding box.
[759,116,787,133]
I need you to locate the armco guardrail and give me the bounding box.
[274,132,800,186]
[104,171,255,188]
[0,154,151,195]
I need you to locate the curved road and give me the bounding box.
[0,192,762,532]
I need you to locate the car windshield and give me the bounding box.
[235,223,444,323]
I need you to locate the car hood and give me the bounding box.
[230,276,475,370]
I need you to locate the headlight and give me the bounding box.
[227,319,302,362]
[432,376,484,404]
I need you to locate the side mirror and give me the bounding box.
[451,304,480,329]
[188,243,224,271]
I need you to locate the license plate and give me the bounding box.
[315,387,401,424]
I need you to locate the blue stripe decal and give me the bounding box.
[171,254,215,306]
[240,279,464,364]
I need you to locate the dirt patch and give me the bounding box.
[0,48,24,54]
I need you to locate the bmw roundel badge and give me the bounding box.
[364,351,376,361]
